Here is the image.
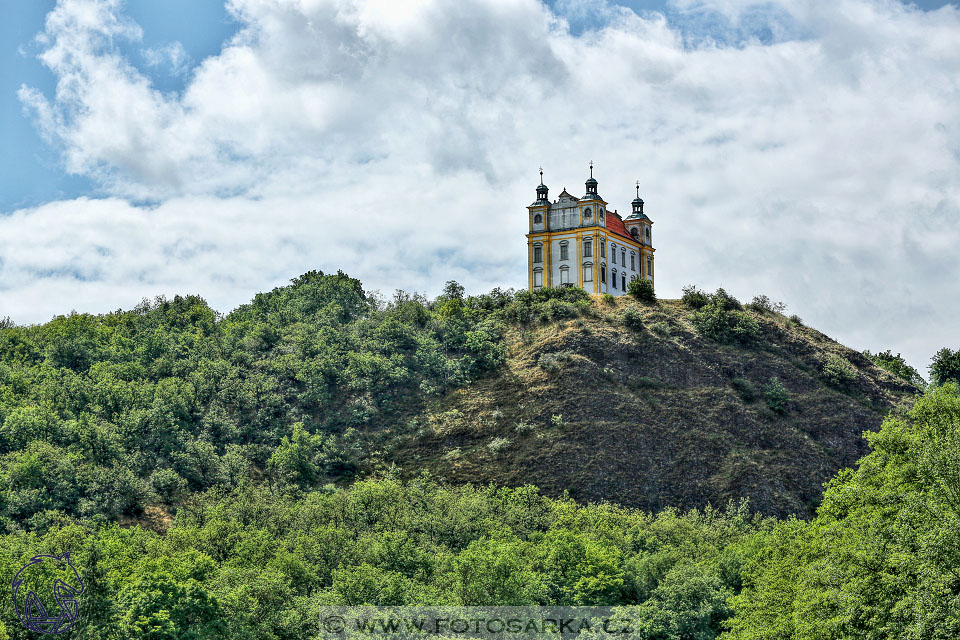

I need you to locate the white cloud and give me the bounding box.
[4,0,960,371]
[142,41,191,76]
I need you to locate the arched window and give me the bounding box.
[584,207,592,220]
[630,227,638,239]
[533,214,542,224]
[533,243,542,263]
[630,252,636,271]
[583,240,592,258]
[599,210,605,224]
[601,265,606,283]
[622,274,626,290]
[559,241,569,261]
[612,268,618,289]
[583,262,593,282]
[645,227,651,241]
[621,248,626,267]
[560,265,570,284]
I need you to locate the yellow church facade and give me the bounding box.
[526,166,654,296]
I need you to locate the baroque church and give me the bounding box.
[527,164,654,295]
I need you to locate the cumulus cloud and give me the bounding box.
[3,0,960,370]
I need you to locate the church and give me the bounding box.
[527,165,654,295]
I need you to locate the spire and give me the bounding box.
[535,165,549,202]
[584,161,599,198]
[632,180,644,213]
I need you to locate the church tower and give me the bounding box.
[527,165,655,295]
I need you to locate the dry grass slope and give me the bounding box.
[390,297,916,518]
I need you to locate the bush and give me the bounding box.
[863,349,925,387]
[602,293,616,305]
[731,378,757,403]
[538,351,574,374]
[788,314,803,326]
[514,420,535,435]
[763,377,790,414]
[628,278,656,303]
[618,307,645,331]
[747,295,786,314]
[822,355,859,387]
[487,437,511,455]
[690,296,760,345]
[681,285,710,309]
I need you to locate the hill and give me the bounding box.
[390,291,917,517]
[0,272,918,532]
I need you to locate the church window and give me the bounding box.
[533,245,542,263]
[559,242,569,261]
[622,274,626,290]
[647,257,653,277]
[534,214,542,224]
[601,266,606,283]
[631,227,638,239]
[560,266,570,284]
[600,210,605,224]
[584,207,592,219]
[612,269,618,289]
[631,253,636,270]
[583,263,593,282]
[533,270,543,288]
[583,240,592,258]
[600,240,606,258]
[621,249,626,267]
[645,227,651,242]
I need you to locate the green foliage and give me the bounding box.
[762,377,790,414]
[746,295,786,315]
[929,347,960,387]
[602,293,616,305]
[727,383,960,639]
[681,285,710,310]
[618,306,645,331]
[821,354,859,387]
[0,481,770,637]
[690,288,760,345]
[627,278,656,303]
[0,271,522,529]
[863,349,925,387]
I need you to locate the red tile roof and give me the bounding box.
[606,211,640,246]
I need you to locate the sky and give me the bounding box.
[0,0,958,373]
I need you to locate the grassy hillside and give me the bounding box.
[391,294,917,517]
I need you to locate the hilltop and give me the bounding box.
[389,290,916,517]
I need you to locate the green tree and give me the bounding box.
[929,347,960,387]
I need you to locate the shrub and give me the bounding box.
[628,278,656,303]
[487,437,511,455]
[731,378,757,403]
[763,377,790,414]
[650,321,671,336]
[618,307,645,331]
[602,293,616,305]
[681,285,710,309]
[747,294,786,314]
[789,314,803,326]
[538,351,574,374]
[822,355,859,387]
[691,297,761,345]
[863,349,925,387]
[550,414,566,429]
[514,420,535,435]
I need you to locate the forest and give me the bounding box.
[0,270,957,639]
